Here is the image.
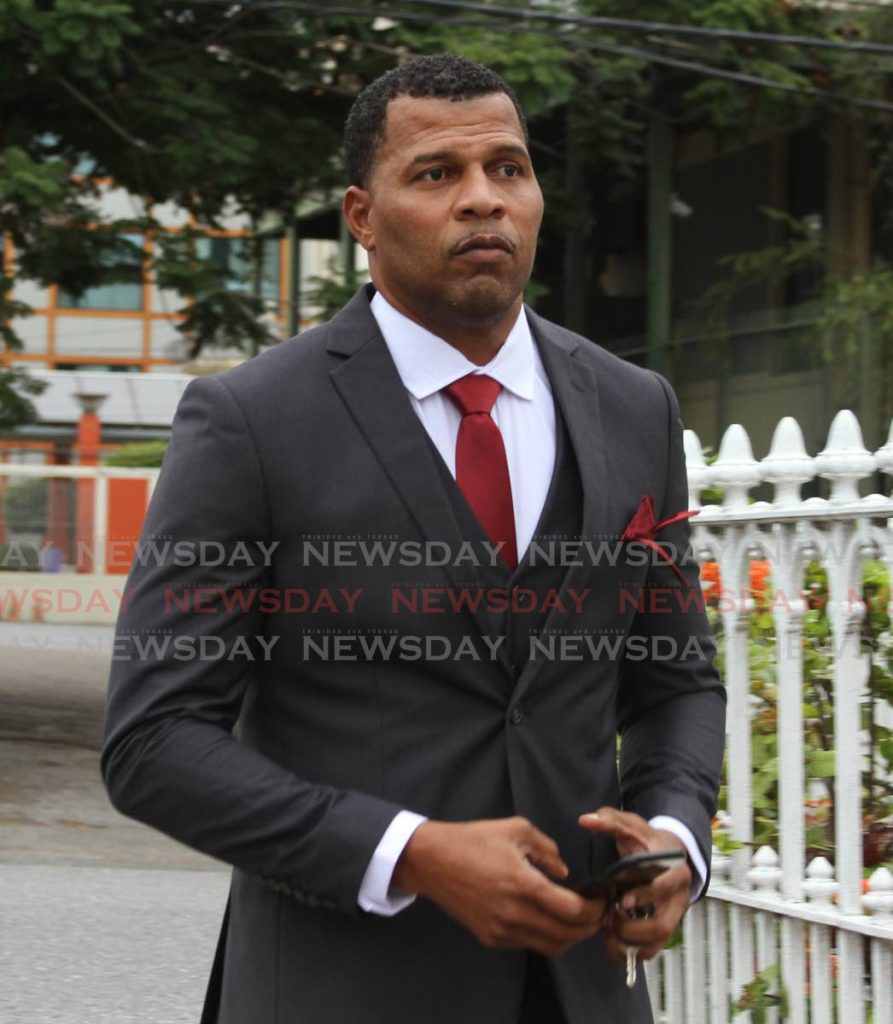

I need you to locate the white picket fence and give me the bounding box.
[645,410,893,1024]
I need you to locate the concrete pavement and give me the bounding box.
[0,865,229,1024]
[0,623,229,1023]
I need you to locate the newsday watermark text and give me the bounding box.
[106,631,709,663]
[0,533,866,572]
[0,583,884,619]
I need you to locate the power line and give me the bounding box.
[404,0,893,58]
[54,76,153,152]
[171,0,893,114]
[180,0,893,57]
[579,36,893,115]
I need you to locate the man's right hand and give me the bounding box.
[391,816,605,957]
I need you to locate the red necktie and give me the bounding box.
[443,374,518,569]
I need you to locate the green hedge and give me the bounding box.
[104,441,168,468]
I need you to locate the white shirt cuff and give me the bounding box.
[648,815,707,901]
[357,810,428,916]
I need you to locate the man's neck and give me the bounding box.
[372,288,522,366]
[439,324,514,366]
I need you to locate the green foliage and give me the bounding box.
[10,0,142,79]
[395,4,579,119]
[731,963,788,1024]
[710,820,743,857]
[178,289,274,359]
[0,146,69,212]
[305,256,368,326]
[0,0,363,403]
[20,225,145,300]
[0,366,45,430]
[1,476,46,533]
[0,273,45,428]
[104,440,167,467]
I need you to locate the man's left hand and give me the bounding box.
[578,807,692,963]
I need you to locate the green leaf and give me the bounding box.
[58,17,87,42]
[808,750,837,779]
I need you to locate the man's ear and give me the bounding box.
[343,186,375,251]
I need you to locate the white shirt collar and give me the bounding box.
[370,290,537,402]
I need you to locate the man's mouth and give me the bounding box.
[453,234,514,261]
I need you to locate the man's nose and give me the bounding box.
[456,167,505,218]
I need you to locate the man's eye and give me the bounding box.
[497,164,522,178]
[421,168,447,182]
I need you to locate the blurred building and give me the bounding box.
[1,183,362,463]
[532,110,891,457]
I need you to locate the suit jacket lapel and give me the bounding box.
[326,288,498,640]
[513,309,608,702]
[527,308,606,548]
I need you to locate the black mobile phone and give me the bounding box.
[575,849,686,901]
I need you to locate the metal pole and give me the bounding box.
[647,112,673,379]
[286,223,301,337]
[563,119,586,334]
[251,225,264,358]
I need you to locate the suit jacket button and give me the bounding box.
[509,706,524,725]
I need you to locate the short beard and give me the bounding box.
[442,275,525,324]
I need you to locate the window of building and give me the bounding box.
[196,236,281,303]
[57,233,144,311]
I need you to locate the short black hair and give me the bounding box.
[344,54,528,187]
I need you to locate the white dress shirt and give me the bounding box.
[371,289,557,555]
[357,292,706,914]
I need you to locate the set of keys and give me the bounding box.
[572,848,680,993]
[619,902,651,988]
[623,945,640,989]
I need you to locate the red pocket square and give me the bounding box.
[620,495,699,585]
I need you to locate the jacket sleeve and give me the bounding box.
[615,374,726,878]
[101,375,403,915]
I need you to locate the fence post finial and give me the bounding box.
[862,866,893,919]
[814,410,876,504]
[711,424,761,509]
[761,417,815,507]
[802,855,839,907]
[747,845,782,895]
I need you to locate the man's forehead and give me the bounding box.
[381,93,526,154]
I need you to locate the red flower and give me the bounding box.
[699,560,772,605]
[701,561,721,599]
[750,560,771,604]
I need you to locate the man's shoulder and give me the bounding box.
[196,288,378,408]
[218,320,336,387]
[526,308,671,405]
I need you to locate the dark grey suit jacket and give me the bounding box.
[101,284,725,1024]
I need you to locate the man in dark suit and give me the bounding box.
[102,54,725,1024]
